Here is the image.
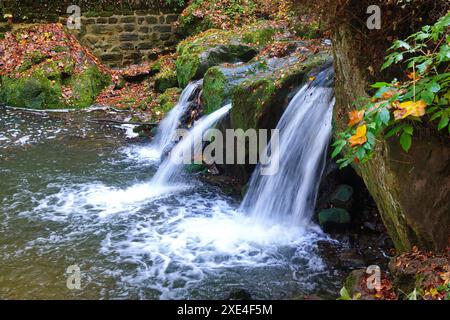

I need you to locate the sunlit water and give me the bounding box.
[0,106,340,299]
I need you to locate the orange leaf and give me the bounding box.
[348,125,367,147]
[407,72,421,81]
[348,109,365,127]
[381,90,396,100]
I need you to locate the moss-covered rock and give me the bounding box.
[318,208,351,226]
[155,68,177,93]
[0,24,111,109]
[156,87,182,114]
[67,65,111,108]
[230,51,332,131]
[232,78,276,131]
[175,24,281,87]
[242,27,277,46]
[0,70,62,109]
[202,61,264,114]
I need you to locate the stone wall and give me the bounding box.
[0,1,183,66]
[61,12,181,66]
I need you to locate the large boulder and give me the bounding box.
[331,7,450,251]
[0,24,111,109]
[175,22,281,87]
[206,40,332,185]
[230,51,331,131]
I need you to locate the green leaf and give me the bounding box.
[403,124,414,135]
[385,124,404,138]
[428,82,441,93]
[421,91,435,104]
[381,55,395,70]
[332,141,346,158]
[337,287,352,300]
[438,114,449,130]
[366,131,376,145]
[356,146,366,160]
[371,82,390,88]
[430,110,443,121]
[438,44,450,62]
[400,131,412,152]
[417,59,432,73]
[379,108,390,124]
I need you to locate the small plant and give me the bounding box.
[333,12,450,168]
[337,287,361,300]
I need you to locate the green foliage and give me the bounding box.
[337,287,361,300]
[333,13,450,168]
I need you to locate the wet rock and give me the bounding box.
[176,43,257,88]
[330,184,353,209]
[226,289,252,300]
[338,249,366,269]
[318,208,351,231]
[342,269,376,300]
[175,24,283,87]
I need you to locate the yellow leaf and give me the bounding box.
[425,287,439,298]
[348,109,365,127]
[440,271,450,286]
[393,100,427,120]
[348,125,367,147]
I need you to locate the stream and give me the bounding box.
[0,105,341,300]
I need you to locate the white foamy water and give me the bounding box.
[0,70,340,299]
[151,104,232,185]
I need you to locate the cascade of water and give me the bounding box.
[151,80,202,155]
[240,68,335,226]
[151,104,232,185]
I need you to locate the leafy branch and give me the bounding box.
[333,12,450,168]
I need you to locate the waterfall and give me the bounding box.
[151,80,202,155]
[240,68,335,226]
[151,104,232,185]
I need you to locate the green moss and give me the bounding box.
[156,87,182,114]
[17,59,33,72]
[52,45,69,53]
[30,51,49,64]
[242,28,276,46]
[0,70,62,109]
[155,67,178,93]
[202,67,228,114]
[40,60,61,80]
[176,53,201,88]
[231,78,276,131]
[295,22,322,39]
[68,65,111,108]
